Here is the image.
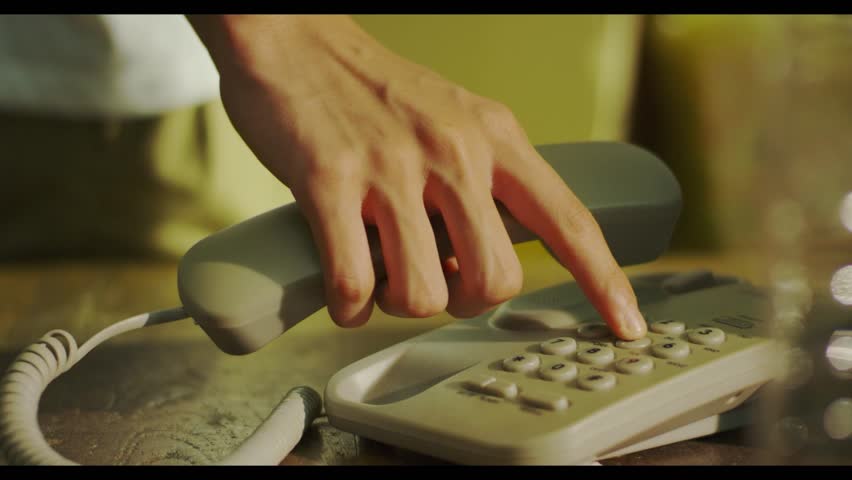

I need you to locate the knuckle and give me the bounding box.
[394,276,449,318]
[468,271,523,306]
[476,101,523,137]
[556,202,598,239]
[430,124,470,159]
[400,292,448,318]
[305,149,362,186]
[425,128,478,189]
[441,83,475,106]
[368,185,421,221]
[328,307,362,328]
[435,162,476,193]
[389,142,423,165]
[330,271,374,304]
[368,140,424,180]
[503,264,525,298]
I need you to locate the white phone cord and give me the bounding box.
[0,307,322,465]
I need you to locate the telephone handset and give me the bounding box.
[0,142,778,466]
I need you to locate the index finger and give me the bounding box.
[492,146,647,340]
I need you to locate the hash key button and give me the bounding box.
[578,373,617,391]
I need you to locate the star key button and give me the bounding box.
[502,353,541,374]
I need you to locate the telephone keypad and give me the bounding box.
[476,315,740,412]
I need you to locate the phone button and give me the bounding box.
[615,356,655,375]
[577,346,615,366]
[578,373,617,391]
[649,320,686,335]
[463,374,497,391]
[615,337,652,350]
[540,337,578,356]
[465,377,519,400]
[687,327,726,346]
[482,380,519,399]
[651,340,691,359]
[578,323,611,339]
[539,361,578,382]
[520,390,570,411]
[502,353,541,374]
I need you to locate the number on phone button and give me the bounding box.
[687,327,726,346]
[578,373,616,391]
[651,340,690,360]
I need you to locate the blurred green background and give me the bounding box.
[354,14,642,145]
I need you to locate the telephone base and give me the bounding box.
[597,401,755,461]
[325,271,776,465]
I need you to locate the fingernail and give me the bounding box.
[613,291,646,339]
[621,305,647,339]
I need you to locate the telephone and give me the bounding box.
[323,271,775,465]
[0,142,780,465]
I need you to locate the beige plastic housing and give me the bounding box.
[177,142,681,355]
[324,271,779,465]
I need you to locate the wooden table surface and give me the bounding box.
[0,243,783,465]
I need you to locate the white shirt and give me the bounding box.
[0,14,220,117]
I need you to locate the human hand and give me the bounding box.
[187,15,647,340]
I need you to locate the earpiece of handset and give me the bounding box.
[177,142,681,355]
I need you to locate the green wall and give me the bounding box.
[354,15,642,144]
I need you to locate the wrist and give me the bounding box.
[186,15,363,79]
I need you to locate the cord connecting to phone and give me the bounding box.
[0,307,322,465]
